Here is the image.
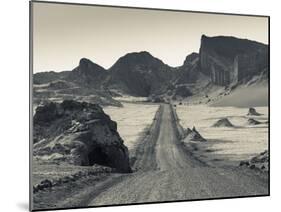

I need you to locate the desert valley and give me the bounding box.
[32,35,269,210]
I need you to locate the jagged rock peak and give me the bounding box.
[78,58,105,71]
[79,57,94,66]
[247,107,262,116]
[185,126,207,142]
[212,118,234,127]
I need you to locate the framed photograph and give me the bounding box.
[30,1,269,211]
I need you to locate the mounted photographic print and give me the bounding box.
[30,1,269,211]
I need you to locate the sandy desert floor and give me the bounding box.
[176,104,268,166]
[32,103,268,210]
[103,102,159,151]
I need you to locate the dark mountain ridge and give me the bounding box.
[34,35,268,100]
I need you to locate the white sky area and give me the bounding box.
[32,2,268,73]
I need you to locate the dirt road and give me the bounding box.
[88,104,268,206]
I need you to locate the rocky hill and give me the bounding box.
[34,58,108,86]
[33,100,131,173]
[33,58,121,107]
[65,58,108,87]
[106,51,174,96]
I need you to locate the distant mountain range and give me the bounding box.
[33,35,268,105]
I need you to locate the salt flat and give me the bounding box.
[176,104,268,163]
[104,103,159,150]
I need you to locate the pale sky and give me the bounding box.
[32,2,268,73]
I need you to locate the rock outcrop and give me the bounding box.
[33,100,131,173]
[247,118,262,125]
[199,35,268,86]
[247,107,262,116]
[212,118,234,127]
[239,150,268,171]
[184,127,207,142]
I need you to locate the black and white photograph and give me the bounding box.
[30,1,269,211]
